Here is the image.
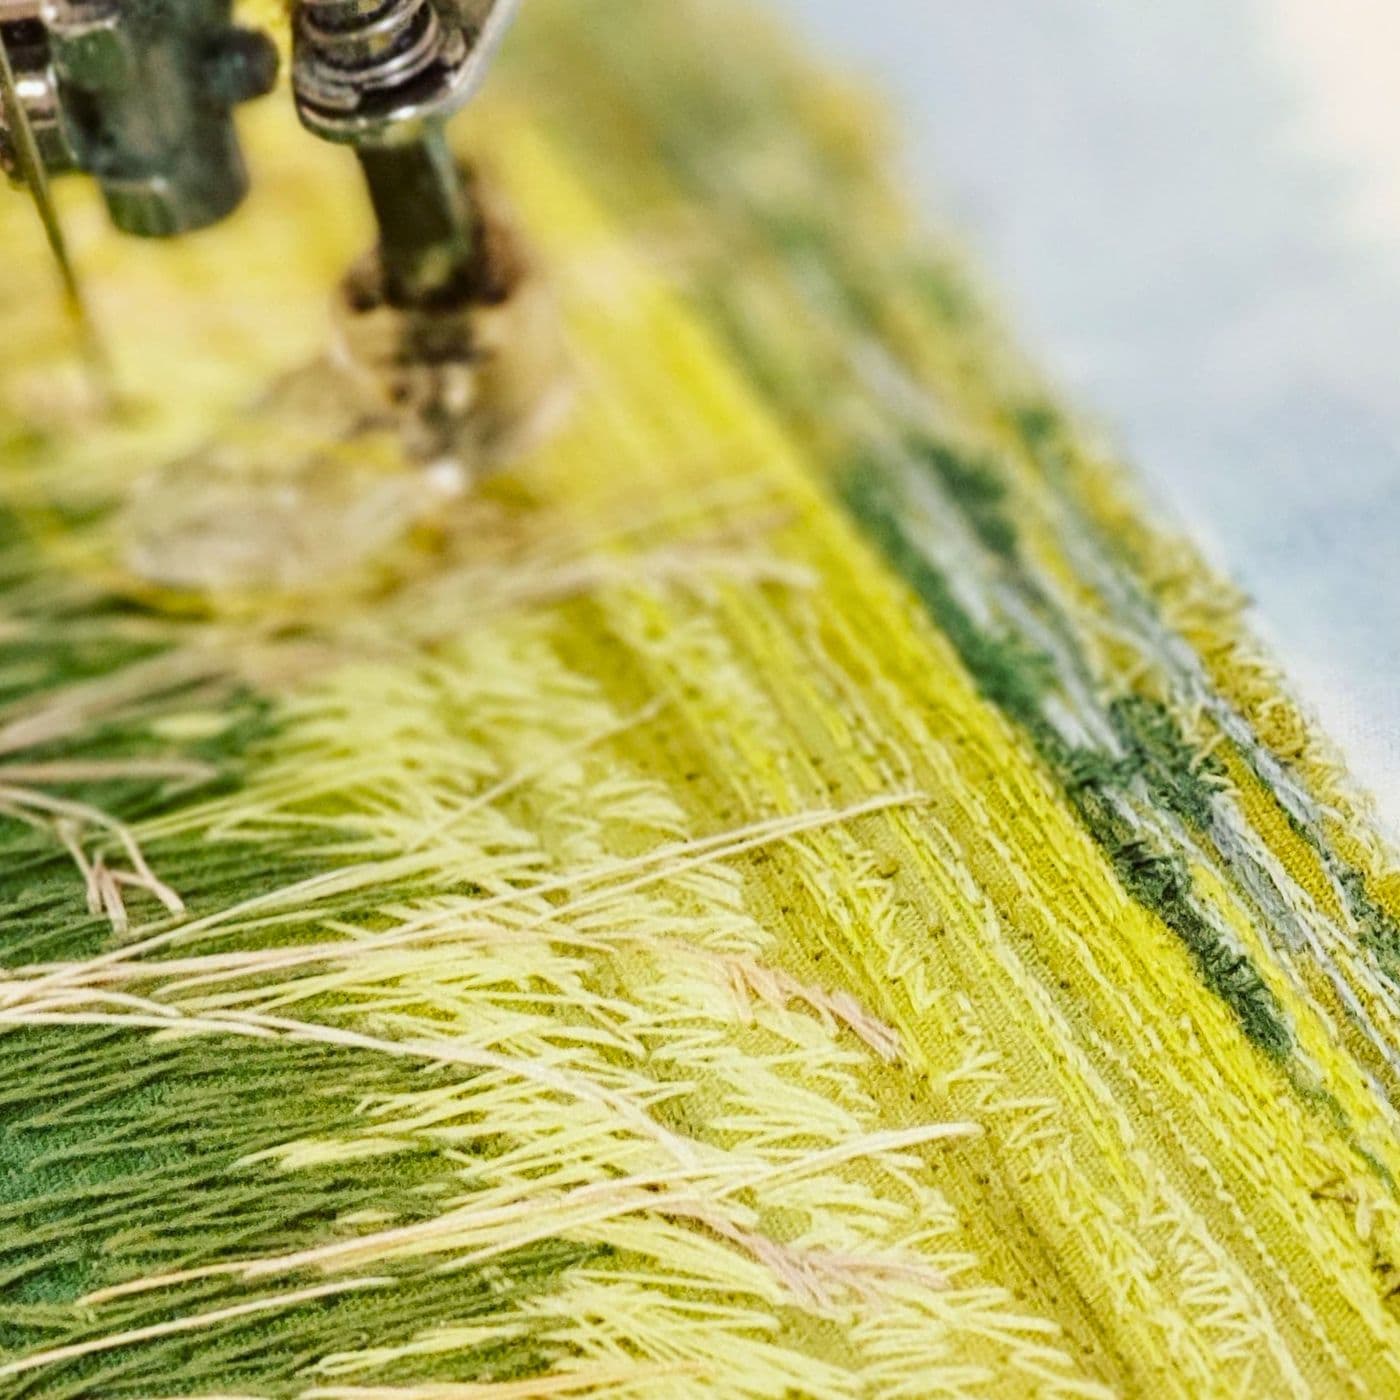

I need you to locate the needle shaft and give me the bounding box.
[0,31,110,384]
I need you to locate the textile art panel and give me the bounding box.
[2,2,1399,1395]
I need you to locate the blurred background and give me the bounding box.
[768,0,1400,830]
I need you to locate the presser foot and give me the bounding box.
[121,177,571,601]
[330,170,571,473]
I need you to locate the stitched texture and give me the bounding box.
[1,2,1398,1395]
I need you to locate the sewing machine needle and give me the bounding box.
[0,32,110,389]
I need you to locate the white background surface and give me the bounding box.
[768,0,1400,829]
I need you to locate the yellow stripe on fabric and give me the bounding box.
[1220,743,1347,924]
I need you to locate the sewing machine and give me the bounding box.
[0,0,516,309]
[0,0,570,597]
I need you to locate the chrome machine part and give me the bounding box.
[293,0,519,307]
[293,0,518,145]
[0,3,75,179]
[0,0,278,237]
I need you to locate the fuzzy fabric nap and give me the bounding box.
[1,3,1399,1395]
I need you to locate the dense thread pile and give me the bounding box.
[0,2,1398,1394]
